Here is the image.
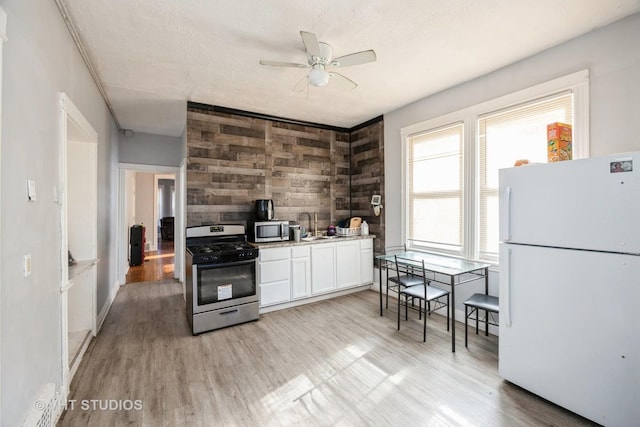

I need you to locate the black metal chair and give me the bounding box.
[463,293,499,348]
[384,245,409,308]
[395,256,450,342]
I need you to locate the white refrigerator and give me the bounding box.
[498,152,640,426]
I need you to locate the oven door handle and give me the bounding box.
[198,258,257,269]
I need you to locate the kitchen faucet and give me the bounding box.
[314,212,319,236]
[300,212,312,237]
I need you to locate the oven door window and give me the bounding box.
[197,260,256,306]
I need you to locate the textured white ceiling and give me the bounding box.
[62,0,640,136]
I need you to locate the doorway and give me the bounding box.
[118,163,184,286]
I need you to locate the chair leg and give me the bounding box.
[405,294,408,321]
[464,305,469,347]
[397,292,401,331]
[446,294,450,332]
[475,308,479,335]
[385,276,389,309]
[418,299,422,320]
[485,309,489,336]
[423,302,427,342]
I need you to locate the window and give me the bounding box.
[407,123,464,255]
[478,92,573,260]
[402,71,589,262]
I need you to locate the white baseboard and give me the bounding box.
[97,280,119,332]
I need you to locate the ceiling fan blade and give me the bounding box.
[293,75,308,92]
[300,31,322,59]
[260,60,309,68]
[329,72,358,90]
[331,50,377,67]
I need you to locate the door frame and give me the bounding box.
[0,7,8,421]
[154,173,176,250]
[118,163,184,285]
[59,92,98,398]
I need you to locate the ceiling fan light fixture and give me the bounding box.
[309,67,330,87]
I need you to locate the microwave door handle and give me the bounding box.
[281,223,286,238]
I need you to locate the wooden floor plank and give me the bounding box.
[58,280,596,426]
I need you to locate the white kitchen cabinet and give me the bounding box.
[359,238,374,284]
[257,237,374,311]
[336,240,360,289]
[311,243,337,295]
[291,246,311,300]
[258,247,291,307]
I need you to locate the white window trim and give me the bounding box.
[401,69,590,262]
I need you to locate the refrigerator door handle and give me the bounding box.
[500,186,512,242]
[504,247,512,326]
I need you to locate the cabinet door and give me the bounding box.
[311,243,336,295]
[360,239,374,284]
[291,256,311,300]
[336,240,360,289]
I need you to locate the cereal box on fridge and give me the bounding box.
[547,122,572,162]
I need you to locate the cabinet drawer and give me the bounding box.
[260,280,290,307]
[259,259,289,283]
[291,245,310,258]
[259,247,290,262]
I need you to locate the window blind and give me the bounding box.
[478,92,573,260]
[407,123,464,254]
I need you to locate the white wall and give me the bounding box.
[0,1,118,425]
[135,172,156,250]
[120,131,183,167]
[384,13,640,253]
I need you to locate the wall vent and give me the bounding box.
[23,383,56,427]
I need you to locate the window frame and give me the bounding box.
[401,70,590,263]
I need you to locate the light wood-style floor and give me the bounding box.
[58,281,595,426]
[125,239,175,284]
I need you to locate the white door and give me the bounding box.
[499,243,640,426]
[499,152,640,253]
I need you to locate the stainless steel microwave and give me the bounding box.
[249,220,290,243]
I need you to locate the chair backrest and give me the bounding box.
[394,255,428,287]
[385,244,406,255]
[381,244,407,270]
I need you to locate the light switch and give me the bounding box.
[24,254,32,277]
[27,179,37,201]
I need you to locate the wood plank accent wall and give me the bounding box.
[186,106,350,233]
[186,104,385,253]
[350,121,385,256]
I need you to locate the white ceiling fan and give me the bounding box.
[260,31,376,92]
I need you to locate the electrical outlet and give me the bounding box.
[24,254,32,277]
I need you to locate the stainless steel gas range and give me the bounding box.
[185,225,259,335]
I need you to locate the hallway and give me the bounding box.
[125,239,175,284]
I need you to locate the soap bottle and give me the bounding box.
[361,220,369,236]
